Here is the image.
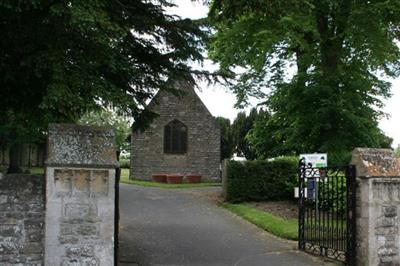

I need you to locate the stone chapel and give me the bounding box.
[130,80,221,181]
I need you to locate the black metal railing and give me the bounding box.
[298,160,356,265]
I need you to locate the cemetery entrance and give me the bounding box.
[298,160,356,265]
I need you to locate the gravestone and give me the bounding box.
[44,124,118,265]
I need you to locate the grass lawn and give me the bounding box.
[120,168,221,189]
[31,167,45,175]
[220,202,298,240]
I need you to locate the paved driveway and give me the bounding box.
[119,184,336,266]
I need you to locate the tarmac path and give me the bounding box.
[118,184,337,266]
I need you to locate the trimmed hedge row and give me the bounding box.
[225,157,298,203]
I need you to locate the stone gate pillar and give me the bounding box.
[44,124,118,265]
[351,148,400,266]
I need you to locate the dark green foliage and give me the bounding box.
[216,117,235,160]
[231,108,266,160]
[247,109,294,159]
[217,109,265,161]
[0,1,205,171]
[0,1,205,121]
[225,157,298,203]
[208,0,399,158]
[0,1,204,139]
[317,173,346,215]
[327,151,352,167]
[231,108,257,160]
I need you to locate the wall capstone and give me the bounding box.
[352,148,400,177]
[46,123,118,168]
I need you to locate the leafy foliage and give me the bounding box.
[0,0,205,144]
[217,108,266,160]
[225,157,298,203]
[0,1,206,172]
[316,172,347,215]
[208,0,399,157]
[231,108,260,160]
[78,108,131,152]
[216,117,235,160]
[246,109,293,159]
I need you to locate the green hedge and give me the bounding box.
[225,157,298,203]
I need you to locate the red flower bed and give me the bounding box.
[185,175,202,183]
[152,174,167,183]
[167,174,183,184]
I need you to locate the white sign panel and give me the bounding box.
[294,187,299,198]
[300,153,328,168]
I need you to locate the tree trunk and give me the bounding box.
[7,144,23,174]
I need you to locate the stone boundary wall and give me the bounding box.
[0,174,45,265]
[351,148,400,266]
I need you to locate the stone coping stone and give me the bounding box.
[351,148,400,177]
[46,123,118,168]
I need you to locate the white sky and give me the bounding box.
[168,0,400,148]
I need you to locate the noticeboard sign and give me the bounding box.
[300,153,328,168]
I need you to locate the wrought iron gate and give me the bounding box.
[298,159,356,265]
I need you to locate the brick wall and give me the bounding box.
[0,174,45,265]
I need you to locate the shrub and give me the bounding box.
[328,151,352,166]
[225,156,298,203]
[316,170,347,215]
[119,159,130,169]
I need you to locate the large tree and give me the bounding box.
[208,0,399,160]
[0,0,205,172]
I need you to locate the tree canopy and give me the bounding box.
[208,0,399,159]
[231,108,263,160]
[216,108,265,161]
[0,0,205,143]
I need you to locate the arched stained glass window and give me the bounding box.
[164,120,187,154]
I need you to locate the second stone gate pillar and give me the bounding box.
[351,148,400,266]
